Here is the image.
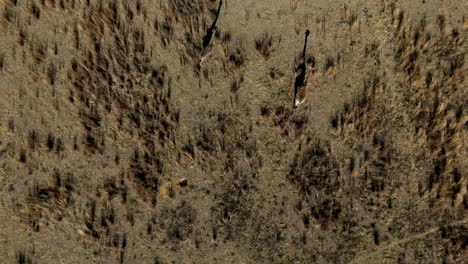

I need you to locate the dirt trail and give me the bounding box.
[351,218,468,263]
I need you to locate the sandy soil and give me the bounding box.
[0,0,466,263]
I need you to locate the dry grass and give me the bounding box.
[391,10,466,205]
[0,0,465,263]
[255,32,273,59]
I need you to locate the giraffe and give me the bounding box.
[199,0,223,66]
[292,29,311,108]
[295,65,313,106]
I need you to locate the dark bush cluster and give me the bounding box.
[255,32,273,59]
[288,139,341,225]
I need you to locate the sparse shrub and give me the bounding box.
[345,13,358,29]
[130,162,159,194]
[230,74,244,93]
[436,15,445,32]
[147,221,153,234]
[211,162,257,241]
[302,213,310,227]
[31,3,41,19]
[371,223,380,244]
[0,53,4,70]
[260,104,271,117]
[255,32,273,59]
[211,224,218,241]
[16,249,34,264]
[55,137,64,153]
[104,177,119,199]
[221,36,248,72]
[324,56,335,73]
[29,171,74,213]
[181,138,195,158]
[220,30,232,44]
[395,10,404,33]
[8,117,14,131]
[126,209,135,226]
[268,67,283,79]
[83,199,98,237]
[32,39,48,64]
[168,185,175,198]
[100,204,116,227]
[154,256,161,264]
[47,132,55,150]
[136,0,142,13]
[29,130,38,150]
[158,201,197,244]
[330,113,339,129]
[288,139,341,225]
[3,5,16,23]
[464,193,468,209]
[227,46,245,69]
[289,114,307,137]
[196,124,217,154]
[73,136,78,151]
[271,105,293,136]
[73,25,79,49]
[159,17,174,47]
[19,29,28,46]
[47,63,58,85]
[19,148,26,163]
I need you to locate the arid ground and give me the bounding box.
[0,0,466,263]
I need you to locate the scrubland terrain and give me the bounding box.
[0,0,466,263]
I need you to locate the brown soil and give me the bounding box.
[0,0,466,263]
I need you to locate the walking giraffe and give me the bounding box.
[199,0,223,66]
[292,29,312,108]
